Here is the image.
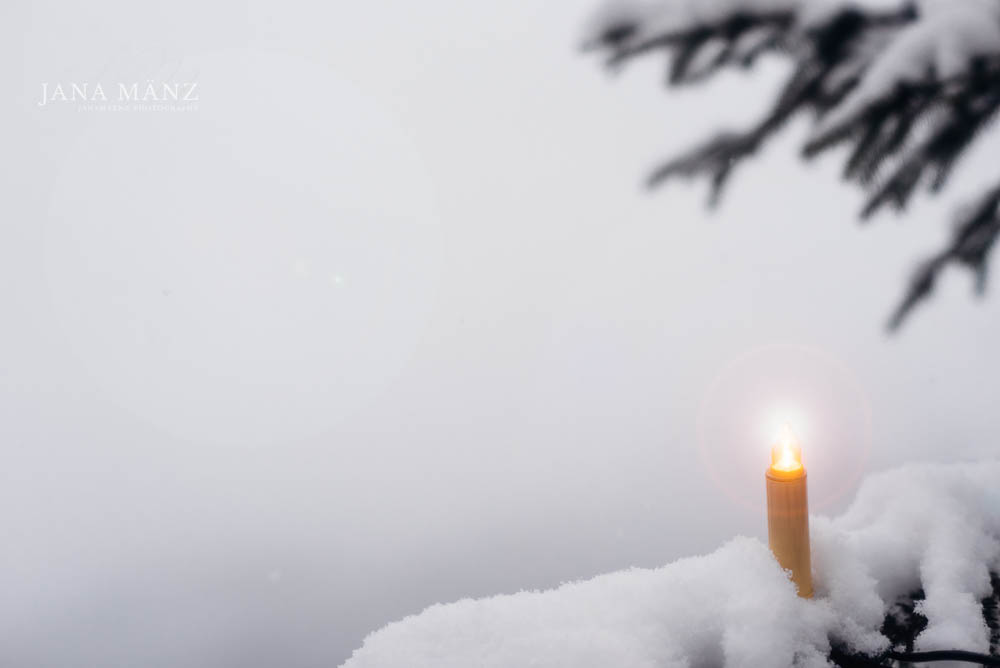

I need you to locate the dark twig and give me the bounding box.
[889,649,1000,665]
[888,183,1000,330]
[832,647,1000,667]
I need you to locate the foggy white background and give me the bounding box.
[7,1,1000,666]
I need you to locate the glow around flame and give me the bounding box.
[771,423,803,472]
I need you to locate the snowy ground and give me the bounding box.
[342,462,1000,668]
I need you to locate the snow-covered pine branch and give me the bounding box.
[583,0,1000,330]
[342,463,1000,668]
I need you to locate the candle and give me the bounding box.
[765,424,813,598]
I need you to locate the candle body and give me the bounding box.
[765,469,813,598]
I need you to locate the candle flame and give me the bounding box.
[771,423,803,472]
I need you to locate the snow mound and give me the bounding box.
[342,462,1000,668]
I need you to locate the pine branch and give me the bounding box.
[888,183,1000,330]
[645,63,819,203]
[585,8,794,79]
[802,79,940,186]
[806,57,1000,220]
[584,0,1000,329]
[591,5,915,203]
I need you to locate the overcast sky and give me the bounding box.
[7,1,1000,666]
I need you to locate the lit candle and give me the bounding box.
[765,424,813,598]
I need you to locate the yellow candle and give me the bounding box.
[765,424,813,598]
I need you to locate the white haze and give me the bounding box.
[6,1,1000,666]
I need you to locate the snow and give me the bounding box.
[731,25,780,60]
[342,462,1000,668]
[684,38,730,79]
[793,0,907,29]
[814,0,1000,136]
[829,462,1000,653]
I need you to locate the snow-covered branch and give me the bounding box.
[584,0,1000,329]
[342,463,1000,668]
